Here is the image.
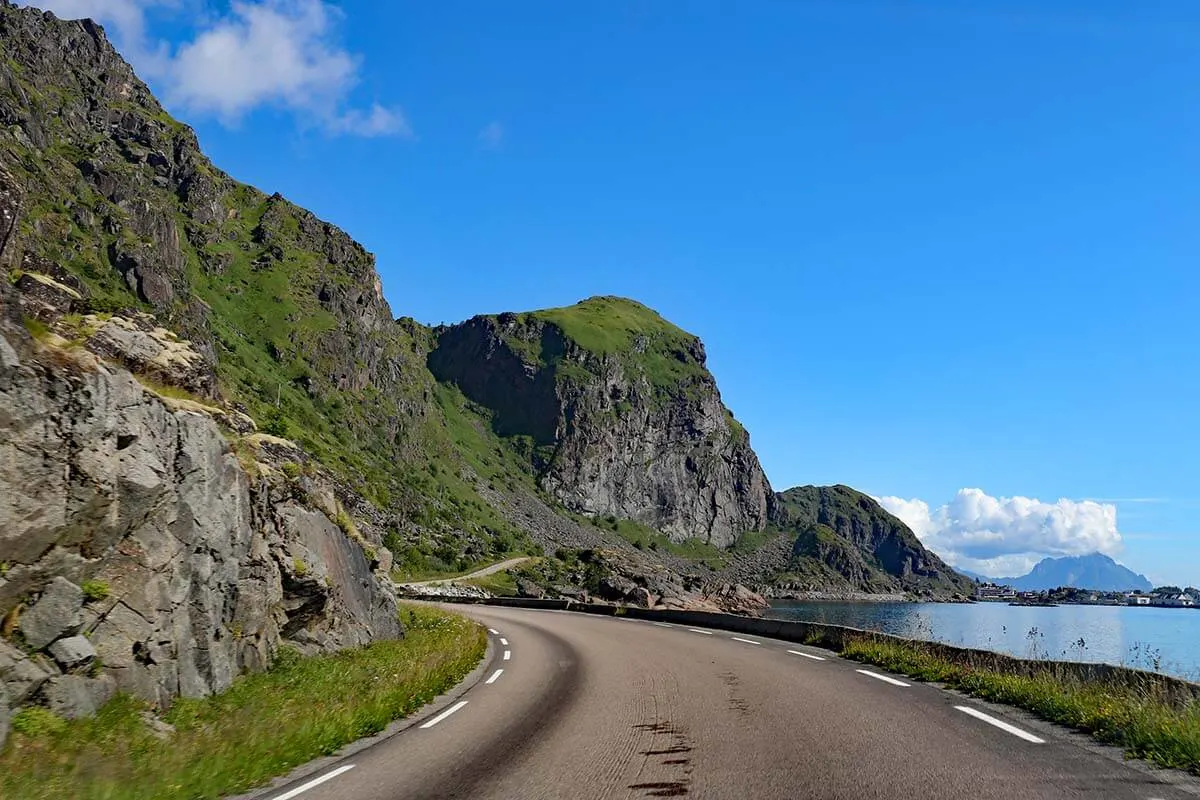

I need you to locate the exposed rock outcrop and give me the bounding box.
[429,301,773,548]
[0,317,400,699]
[0,271,398,739]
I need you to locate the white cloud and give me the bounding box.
[478,120,504,150]
[876,488,1123,578]
[327,103,410,138]
[25,0,407,138]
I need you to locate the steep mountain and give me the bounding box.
[992,554,1152,592]
[765,486,975,597]
[0,1,974,739]
[428,299,772,548]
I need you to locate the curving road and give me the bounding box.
[258,605,1200,800]
[397,559,534,588]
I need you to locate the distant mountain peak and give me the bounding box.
[990,553,1151,592]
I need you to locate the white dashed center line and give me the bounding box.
[488,628,499,635]
[787,650,826,661]
[273,765,356,800]
[419,700,469,729]
[485,668,504,685]
[955,706,1045,743]
[688,629,714,635]
[503,650,511,661]
[731,637,761,645]
[499,638,508,646]
[652,622,673,628]
[856,670,910,687]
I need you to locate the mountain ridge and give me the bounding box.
[988,554,1152,592]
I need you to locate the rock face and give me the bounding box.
[0,168,399,744]
[0,314,400,717]
[429,299,773,547]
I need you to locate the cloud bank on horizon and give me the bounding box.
[876,489,1123,579]
[25,0,406,137]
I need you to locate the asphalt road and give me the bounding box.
[261,605,1200,800]
[398,559,534,588]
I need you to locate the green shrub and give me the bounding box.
[80,581,109,602]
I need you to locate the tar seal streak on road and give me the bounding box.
[419,700,469,729]
[629,781,689,797]
[955,706,1046,744]
[787,649,826,661]
[271,764,356,800]
[856,670,910,687]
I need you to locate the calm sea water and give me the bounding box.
[766,601,1200,680]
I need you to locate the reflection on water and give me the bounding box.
[766,601,1200,680]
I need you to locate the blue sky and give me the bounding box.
[34,1,1200,585]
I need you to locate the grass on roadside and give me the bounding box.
[464,570,520,597]
[838,637,1200,774]
[0,604,487,800]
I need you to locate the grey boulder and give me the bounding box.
[0,640,57,703]
[21,576,84,650]
[48,635,97,669]
[40,674,115,719]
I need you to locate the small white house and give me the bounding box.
[1127,594,1152,606]
[1157,594,1196,608]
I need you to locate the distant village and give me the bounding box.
[975,583,1199,608]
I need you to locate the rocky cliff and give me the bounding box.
[0,157,398,746]
[428,298,772,548]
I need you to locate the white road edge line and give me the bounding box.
[272,765,356,800]
[856,669,909,687]
[731,637,761,645]
[419,700,469,730]
[500,638,508,646]
[955,705,1045,744]
[652,622,673,628]
[503,650,511,661]
[488,628,499,635]
[688,629,714,635]
[485,668,504,685]
[787,649,826,661]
